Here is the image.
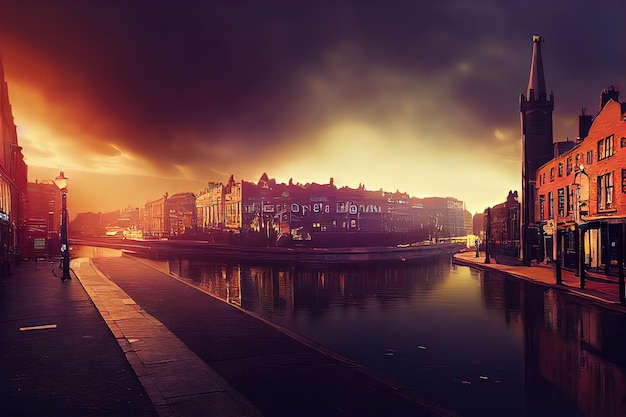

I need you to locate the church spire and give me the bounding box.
[519,35,554,266]
[527,35,547,101]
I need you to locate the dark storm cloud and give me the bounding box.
[0,0,624,177]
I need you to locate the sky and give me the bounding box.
[0,0,624,217]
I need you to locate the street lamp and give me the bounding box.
[54,171,71,281]
[574,165,590,288]
[484,207,491,264]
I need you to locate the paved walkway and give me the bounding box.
[6,250,622,417]
[2,254,459,417]
[0,258,157,417]
[74,257,262,417]
[454,251,626,310]
[88,254,455,417]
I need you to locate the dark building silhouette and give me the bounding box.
[0,58,28,272]
[520,35,555,264]
[25,180,61,259]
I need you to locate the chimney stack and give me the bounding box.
[599,85,619,112]
[577,107,593,141]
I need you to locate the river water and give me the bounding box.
[75,247,626,417]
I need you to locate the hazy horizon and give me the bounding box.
[2,1,624,217]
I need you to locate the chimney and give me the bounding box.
[599,85,619,112]
[577,107,593,141]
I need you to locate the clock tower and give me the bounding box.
[520,35,554,265]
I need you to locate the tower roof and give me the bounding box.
[527,35,547,101]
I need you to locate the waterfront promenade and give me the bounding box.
[3,250,624,417]
[454,250,626,309]
[1,255,457,417]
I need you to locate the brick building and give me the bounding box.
[24,180,61,259]
[165,192,197,236]
[194,173,465,247]
[0,59,28,271]
[535,88,626,272]
[141,195,167,237]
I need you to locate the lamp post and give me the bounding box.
[54,171,71,281]
[484,207,491,264]
[574,165,590,289]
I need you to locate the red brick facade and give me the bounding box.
[535,99,626,225]
[535,96,626,269]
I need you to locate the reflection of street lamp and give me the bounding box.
[54,171,71,281]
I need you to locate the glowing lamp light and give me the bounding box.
[54,171,68,192]
[54,170,71,281]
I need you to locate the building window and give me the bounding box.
[598,139,605,161]
[558,162,563,177]
[598,135,614,161]
[566,157,572,176]
[586,150,593,165]
[557,188,565,217]
[548,192,554,218]
[622,169,626,194]
[597,172,614,210]
[607,135,614,157]
[542,173,546,185]
[539,194,545,220]
[550,167,554,181]
[575,153,580,168]
[567,186,574,215]
[621,137,626,148]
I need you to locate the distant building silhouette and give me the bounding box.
[72,173,470,247]
[25,180,61,259]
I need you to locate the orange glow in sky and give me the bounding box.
[0,2,622,218]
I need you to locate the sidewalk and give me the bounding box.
[454,250,626,310]
[2,255,458,417]
[0,259,157,417]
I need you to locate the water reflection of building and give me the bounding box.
[522,284,626,417]
[478,271,522,328]
[176,260,242,306]
[167,257,449,320]
[240,266,294,318]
